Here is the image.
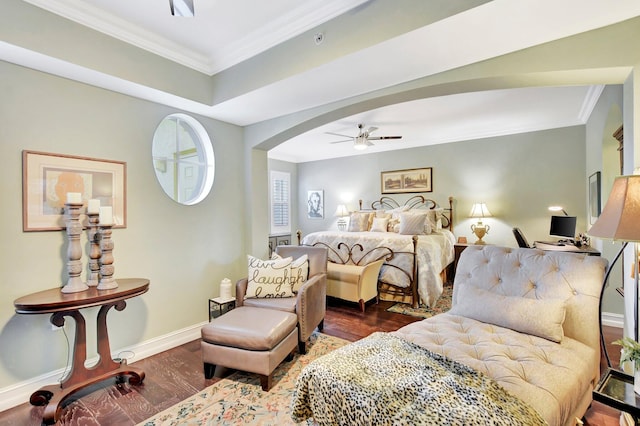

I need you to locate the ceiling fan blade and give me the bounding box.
[366,140,375,146]
[368,135,402,140]
[329,139,353,144]
[325,131,353,138]
[367,126,378,134]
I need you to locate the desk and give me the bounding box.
[534,241,601,256]
[14,278,149,424]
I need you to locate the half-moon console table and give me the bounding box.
[13,278,150,424]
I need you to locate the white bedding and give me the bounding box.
[301,229,455,307]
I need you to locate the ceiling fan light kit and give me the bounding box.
[327,123,402,151]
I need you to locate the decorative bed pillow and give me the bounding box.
[386,205,410,221]
[370,217,389,233]
[375,210,392,220]
[271,253,309,293]
[403,209,432,234]
[348,212,373,232]
[398,212,427,235]
[427,208,444,231]
[450,287,566,342]
[246,255,294,299]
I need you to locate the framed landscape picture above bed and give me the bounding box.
[381,167,432,194]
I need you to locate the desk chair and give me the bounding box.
[512,227,532,248]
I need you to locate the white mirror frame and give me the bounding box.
[152,113,215,205]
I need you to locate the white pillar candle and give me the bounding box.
[87,199,100,214]
[99,206,113,225]
[66,192,82,204]
[220,278,232,299]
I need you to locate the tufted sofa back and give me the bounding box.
[453,245,608,350]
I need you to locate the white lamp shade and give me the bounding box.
[469,203,492,218]
[588,175,640,242]
[335,204,349,217]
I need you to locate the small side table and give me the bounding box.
[209,297,235,320]
[593,367,640,422]
[452,243,472,281]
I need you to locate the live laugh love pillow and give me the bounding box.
[245,253,309,298]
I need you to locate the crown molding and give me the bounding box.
[22,0,369,75]
[212,0,370,74]
[578,84,605,123]
[22,0,212,73]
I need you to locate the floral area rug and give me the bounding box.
[137,332,348,426]
[386,284,453,318]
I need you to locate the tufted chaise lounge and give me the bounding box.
[394,245,608,426]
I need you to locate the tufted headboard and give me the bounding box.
[453,245,608,351]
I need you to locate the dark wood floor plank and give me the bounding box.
[0,292,625,425]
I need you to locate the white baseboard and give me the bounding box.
[602,312,624,328]
[0,320,207,413]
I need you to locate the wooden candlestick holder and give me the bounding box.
[98,224,118,290]
[86,212,101,286]
[61,203,89,294]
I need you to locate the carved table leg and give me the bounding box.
[30,304,145,424]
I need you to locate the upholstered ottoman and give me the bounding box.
[201,306,298,391]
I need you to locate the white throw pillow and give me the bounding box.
[398,212,427,235]
[427,208,444,231]
[370,217,389,233]
[246,255,294,298]
[450,287,566,342]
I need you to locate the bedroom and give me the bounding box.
[0,0,639,422]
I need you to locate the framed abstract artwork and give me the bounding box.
[22,150,127,231]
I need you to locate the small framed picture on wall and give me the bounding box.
[307,190,324,219]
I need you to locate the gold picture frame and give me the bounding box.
[381,167,432,194]
[22,150,127,231]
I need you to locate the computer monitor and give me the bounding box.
[549,215,577,241]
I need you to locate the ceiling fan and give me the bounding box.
[327,123,402,150]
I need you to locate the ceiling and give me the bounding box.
[13,0,640,163]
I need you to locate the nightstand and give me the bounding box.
[453,243,472,280]
[208,296,236,321]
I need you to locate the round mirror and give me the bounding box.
[152,113,215,205]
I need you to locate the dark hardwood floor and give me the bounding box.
[0,294,624,425]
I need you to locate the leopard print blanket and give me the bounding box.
[291,332,547,425]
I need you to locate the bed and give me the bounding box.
[298,195,455,308]
[291,245,608,426]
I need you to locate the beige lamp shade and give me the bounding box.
[588,175,640,242]
[469,203,492,218]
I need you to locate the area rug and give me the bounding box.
[137,332,348,426]
[386,284,453,318]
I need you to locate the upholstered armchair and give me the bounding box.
[236,245,328,354]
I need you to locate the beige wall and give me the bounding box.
[0,61,246,391]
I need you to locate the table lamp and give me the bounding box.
[469,202,492,244]
[588,175,640,365]
[335,204,349,231]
